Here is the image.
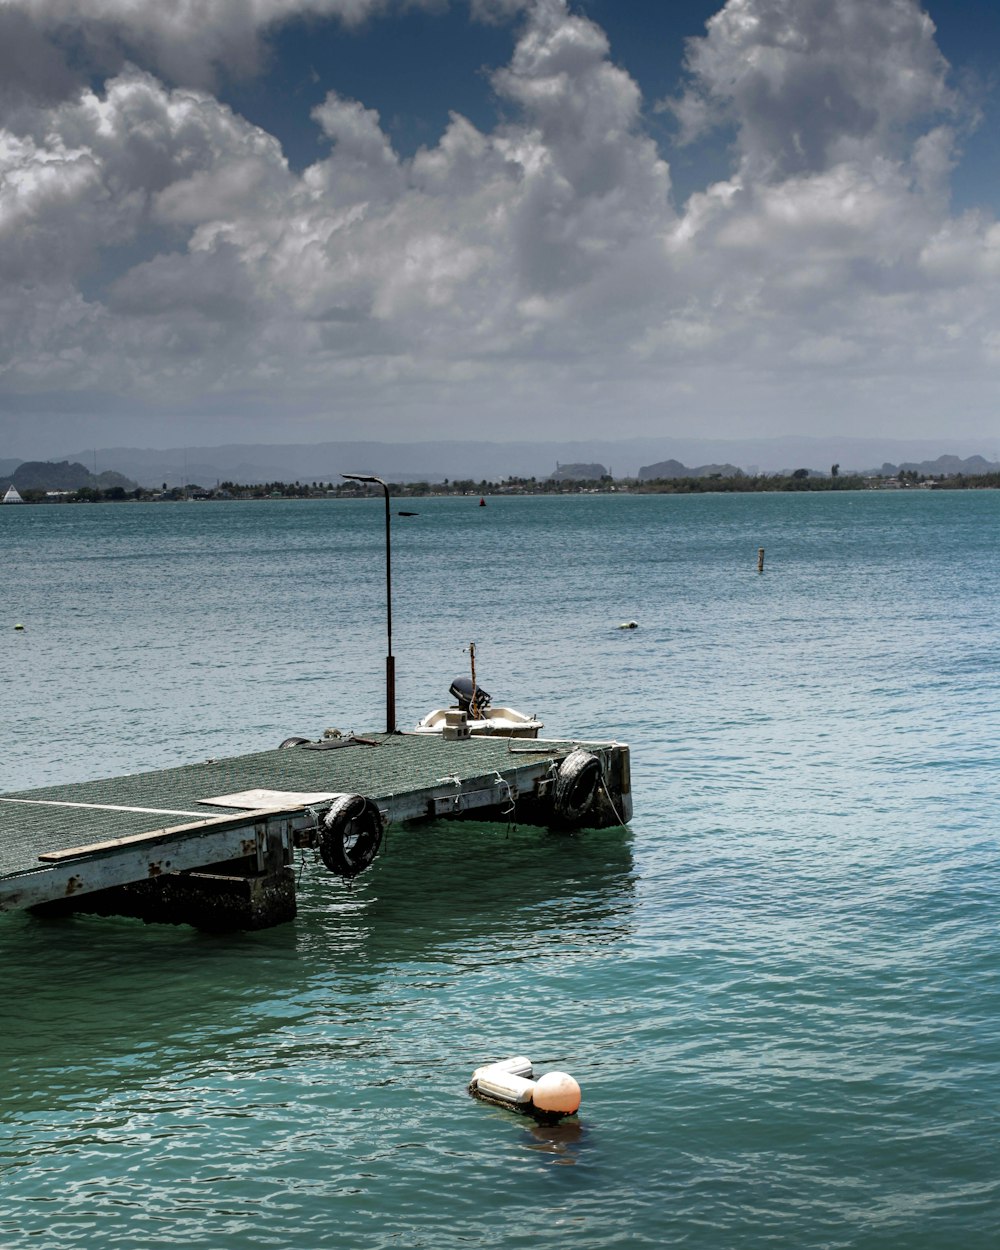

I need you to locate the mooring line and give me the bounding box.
[0,798,207,817]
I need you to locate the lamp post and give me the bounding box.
[341,473,395,733]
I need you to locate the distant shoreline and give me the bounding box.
[4,471,999,505]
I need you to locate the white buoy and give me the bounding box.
[617,620,638,630]
[531,1071,581,1116]
[470,1056,581,1120]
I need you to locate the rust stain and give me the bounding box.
[148,861,163,877]
[64,875,82,896]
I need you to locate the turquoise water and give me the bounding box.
[1,491,998,1248]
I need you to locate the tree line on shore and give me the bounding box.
[7,466,1000,503]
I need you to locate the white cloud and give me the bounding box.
[2,0,1000,447]
[0,0,443,91]
[642,0,1000,422]
[0,0,677,405]
[672,0,957,181]
[0,68,291,280]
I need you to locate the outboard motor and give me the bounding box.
[450,676,491,714]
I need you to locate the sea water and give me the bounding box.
[0,490,997,1249]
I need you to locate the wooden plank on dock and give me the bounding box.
[35,808,280,862]
[0,813,296,913]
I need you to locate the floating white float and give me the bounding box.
[471,1055,533,1083]
[469,1056,582,1120]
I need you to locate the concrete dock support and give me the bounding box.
[32,866,298,930]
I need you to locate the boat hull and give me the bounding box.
[412,707,543,738]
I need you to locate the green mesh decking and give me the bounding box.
[0,734,588,879]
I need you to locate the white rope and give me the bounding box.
[598,777,629,828]
[492,771,516,816]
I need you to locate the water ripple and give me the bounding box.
[2,493,999,1248]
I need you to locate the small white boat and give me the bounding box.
[413,675,543,738]
[414,705,543,738]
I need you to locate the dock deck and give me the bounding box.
[0,732,631,929]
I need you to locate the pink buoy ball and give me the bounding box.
[531,1071,581,1116]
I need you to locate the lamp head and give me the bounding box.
[341,472,385,486]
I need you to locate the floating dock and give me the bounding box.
[0,732,631,930]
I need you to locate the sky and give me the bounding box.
[2,0,1000,458]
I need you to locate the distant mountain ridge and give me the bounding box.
[0,460,137,493]
[871,454,999,477]
[4,439,994,487]
[551,462,609,480]
[638,459,743,480]
[641,454,1000,479]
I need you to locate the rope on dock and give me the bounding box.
[598,776,629,828]
[0,797,206,817]
[492,771,516,817]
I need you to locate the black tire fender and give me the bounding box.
[320,794,384,878]
[551,749,602,827]
[278,736,311,749]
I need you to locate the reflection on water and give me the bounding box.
[466,1093,588,1166]
[0,821,635,1115]
[522,1117,586,1164]
[300,818,636,966]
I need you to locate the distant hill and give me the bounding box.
[0,461,137,492]
[93,470,138,491]
[638,459,743,480]
[52,439,1000,486]
[549,462,609,480]
[10,461,92,490]
[871,454,1000,477]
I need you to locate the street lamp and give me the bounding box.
[341,473,396,733]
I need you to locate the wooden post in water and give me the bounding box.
[757,547,765,573]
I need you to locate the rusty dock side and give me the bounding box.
[0,732,631,931]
